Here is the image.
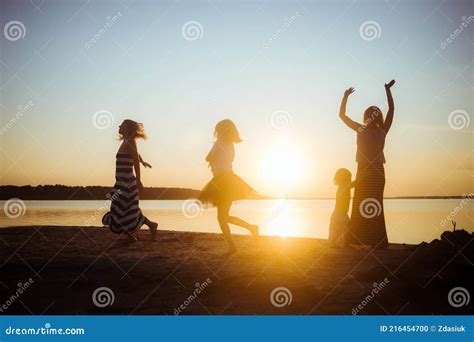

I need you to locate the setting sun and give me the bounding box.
[259,141,306,190]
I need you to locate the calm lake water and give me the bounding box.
[0,199,472,244]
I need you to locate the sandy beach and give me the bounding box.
[0,226,472,315]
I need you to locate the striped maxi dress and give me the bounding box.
[347,127,389,248]
[102,152,146,234]
[348,162,388,248]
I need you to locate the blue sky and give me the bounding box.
[0,0,472,197]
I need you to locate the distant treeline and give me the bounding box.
[0,185,467,201]
[0,185,201,200]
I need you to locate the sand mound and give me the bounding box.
[356,229,473,314]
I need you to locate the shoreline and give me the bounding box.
[0,225,416,247]
[0,226,471,315]
[0,196,470,201]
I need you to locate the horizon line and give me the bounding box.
[0,184,470,200]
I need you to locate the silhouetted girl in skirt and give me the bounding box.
[199,119,258,254]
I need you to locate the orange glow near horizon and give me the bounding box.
[259,140,307,194]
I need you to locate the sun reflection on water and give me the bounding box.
[265,198,296,238]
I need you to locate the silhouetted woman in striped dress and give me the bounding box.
[102,119,158,243]
[339,80,396,249]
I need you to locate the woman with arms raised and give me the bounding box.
[339,80,396,249]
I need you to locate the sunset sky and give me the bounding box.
[0,0,472,198]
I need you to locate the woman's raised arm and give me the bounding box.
[339,87,362,131]
[382,80,395,133]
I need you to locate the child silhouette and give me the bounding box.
[328,168,354,248]
[198,119,259,254]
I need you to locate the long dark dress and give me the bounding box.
[102,152,146,234]
[347,128,389,248]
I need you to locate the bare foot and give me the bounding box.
[149,222,158,241]
[225,246,237,255]
[250,225,259,240]
[126,233,138,243]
